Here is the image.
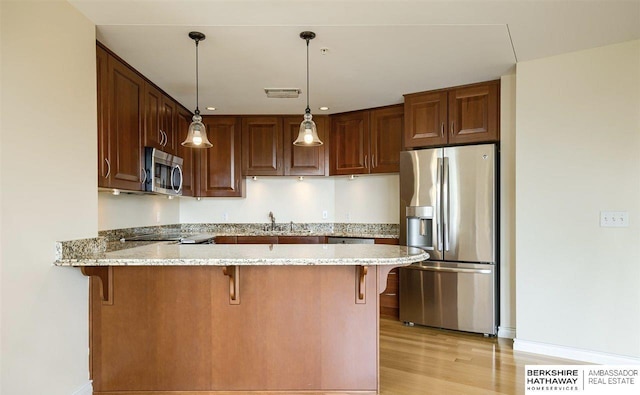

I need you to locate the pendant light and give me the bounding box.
[182,31,213,148]
[294,31,323,146]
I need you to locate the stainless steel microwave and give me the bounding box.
[144,147,183,196]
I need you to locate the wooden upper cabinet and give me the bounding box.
[403,91,448,148]
[143,83,163,150]
[403,80,499,149]
[106,53,145,191]
[242,117,284,176]
[160,94,177,154]
[330,110,371,175]
[176,106,196,197]
[282,115,328,176]
[144,83,177,154]
[448,81,499,145]
[330,107,401,175]
[200,116,244,197]
[97,45,110,188]
[370,105,403,173]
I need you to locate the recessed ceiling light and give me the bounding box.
[319,106,329,111]
[206,106,216,111]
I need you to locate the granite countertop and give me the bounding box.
[55,243,428,267]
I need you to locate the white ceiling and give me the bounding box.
[69,0,640,115]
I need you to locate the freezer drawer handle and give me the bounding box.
[406,266,492,274]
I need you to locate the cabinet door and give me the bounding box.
[448,81,499,145]
[161,94,177,154]
[375,238,400,318]
[403,91,448,148]
[330,111,370,175]
[97,45,110,187]
[278,236,325,244]
[282,116,327,176]
[370,105,403,173]
[199,116,244,197]
[107,55,144,190]
[143,82,164,150]
[236,236,279,244]
[242,117,283,176]
[176,106,196,197]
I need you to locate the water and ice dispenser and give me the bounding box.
[405,206,434,250]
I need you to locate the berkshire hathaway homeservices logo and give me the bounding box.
[525,365,639,394]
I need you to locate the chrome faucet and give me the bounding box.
[268,211,276,231]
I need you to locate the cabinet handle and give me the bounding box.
[161,130,167,147]
[450,121,455,136]
[163,130,168,147]
[104,158,110,178]
[441,122,444,137]
[371,154,376,168]
[141,167,147,184]
[364,155,368,169]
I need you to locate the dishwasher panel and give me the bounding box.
[399,261,496,335]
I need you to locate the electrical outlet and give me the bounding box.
[156,212,160,223]
[600,211,629,227]
[322,210,328,219]
[223,213,229,221]
[346,212,351,221]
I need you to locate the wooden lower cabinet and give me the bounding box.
[89,266,383,393]
[278,236,326,244]
[236,235,278,244]
[375,238,400,319]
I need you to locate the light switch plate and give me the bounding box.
[600,211,629,227]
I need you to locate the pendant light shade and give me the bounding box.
[294,31,323,146]
[182,31,213,148]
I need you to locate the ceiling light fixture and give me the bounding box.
[265,88,301,98]
[206,106,217,111]
[319,106,329,111]
[294,31,323,146]
[182,31,212,148]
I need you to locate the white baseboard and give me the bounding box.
[513,339,640,364]
[71,381,93,395]
[498,326,516,339]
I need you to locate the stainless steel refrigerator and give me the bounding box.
[399,144,498,335]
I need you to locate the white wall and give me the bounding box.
[334,174,399,223]
[499,72,517,338]
[178,174,398,224]
[0,1,97,393]
[515,40,640,360]
[98,193,180,230]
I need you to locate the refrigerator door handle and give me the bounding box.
[443,157,450,251]
[404,266,492,275]
[436,157,443,251]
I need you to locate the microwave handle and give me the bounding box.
[171,165,183,194]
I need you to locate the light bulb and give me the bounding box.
[304,132,313,144]
[192,136,202,145]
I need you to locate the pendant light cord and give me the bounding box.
[305,38,310,113]
[195,39,200,115]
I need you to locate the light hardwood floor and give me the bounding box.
[379,318,581,395]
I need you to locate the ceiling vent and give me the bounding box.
[264,88,301,98]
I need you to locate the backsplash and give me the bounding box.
[56,222,399,261]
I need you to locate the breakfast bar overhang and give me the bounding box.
[56,243,428,395]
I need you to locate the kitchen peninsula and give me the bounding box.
[56,242,427,394]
